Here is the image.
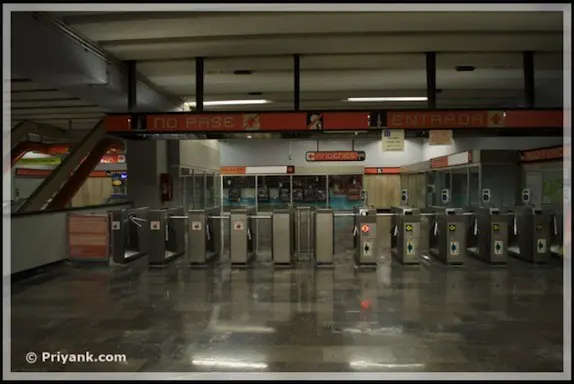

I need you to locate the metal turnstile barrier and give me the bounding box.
[315,208,334,266]
[550,208,563,258]
[390,206,421,265]
[109,207,149,264]
[465,206,512,264]
[272,208,296,266]
[188,206,222,267]
[296,206,315,261]
[147,207,186,266]
[507,206,553,263]
[429,207,467,265]
[229,207,257,266]
[352,206,378,267]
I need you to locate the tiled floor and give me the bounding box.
[10,248,564,373]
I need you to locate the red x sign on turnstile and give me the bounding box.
[361,224,370,233]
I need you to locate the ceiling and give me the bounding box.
[10,11,564,131]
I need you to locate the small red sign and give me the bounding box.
[361,224,370,233]
[306,151,366,162]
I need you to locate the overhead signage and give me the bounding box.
[520,146,563,162]
[305,151,366,162]
[364,167,401,175]
[220,166,295,175]
[382,129,404,151]
[429,129,453,145]
[105,109,562,133]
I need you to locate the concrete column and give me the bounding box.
[126,140,168,209]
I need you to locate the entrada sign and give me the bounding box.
[305,151,366,162]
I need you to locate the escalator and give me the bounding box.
[15,121,112,213]
[46,137,123,210]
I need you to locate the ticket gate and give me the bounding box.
[353,206,378,267]
[272,208,296,266]
[390,206,421,265]
[465,206,512,264]
[147,207,186,266]
[550,209,563,258]
[188,206,222,267]
[229,207,257,266]
[507,206,553,263]
[429,207,467,265]
[109,207,149,264]
[314,208,334,267]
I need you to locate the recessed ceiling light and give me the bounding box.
[345,97,428,102]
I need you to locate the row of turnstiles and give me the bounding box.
[108,204,563,268]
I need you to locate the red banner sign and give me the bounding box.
[15,168,109,178]
[364,167,401,175]
[306,151,366,162]
[520,146,563,162]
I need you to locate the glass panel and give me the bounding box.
[292,175,327,208]
[451,167,469,208]
[205,172,215,208]
[328,174,362,211]
[214,172,221,207]
[222,175,256,211]
[481,165,519,207]
[542,169,563,208]
[256,175,291,212]
[193,170,205,210]
[469,166,480,206]
[185,176,194,210]
[426,170,437,207]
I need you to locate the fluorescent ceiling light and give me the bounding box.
[345,97,428,102]
[186,99,270,107]
[350,361,425,369]
[192,359,268,369]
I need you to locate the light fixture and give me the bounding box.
[192,359,268,369]
[246,135,252,139]
[186,99,270,107]
[345,97,428,102]
[350,361,425,369]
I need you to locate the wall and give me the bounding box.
[126,140,168,208]
[179,140,220,171]
[10,203,132,274]
[219,136,563,168]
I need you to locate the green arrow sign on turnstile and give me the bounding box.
[494,240,503,255]
[406,238,415,255]
[537,239,546,253]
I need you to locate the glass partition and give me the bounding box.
[222,175,256,211]
[481,165,519,207]
[469,165,480,207]
[328,174,362,210]
[214,172,221,207]
[256,175,291,212]
[451,167,469,208]
[292,175,328,208]
[184,175,194,210]
[193,170,205,210]
[205,172,215,208]
[426,170,437,207]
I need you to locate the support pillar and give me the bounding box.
[523,51,535,109]
[425,52,437,109]
[196,57,205,111]
[293,54,300,111]
[126,60,137,111]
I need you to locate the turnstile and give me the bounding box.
[188,206,222,267]
[429,207,466,265]
[465,206,511,264]
[272,208,296,266]
[507,206,553,263]
[390,206,421,265]
[314,208,334,266]
[353,206,378,267]
[229,207,257,266]
[109,207,149,264]
[147,207,186,266]
[295,206,315,261]
[550,209,563,258]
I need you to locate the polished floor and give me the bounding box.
[10,244,564,373]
